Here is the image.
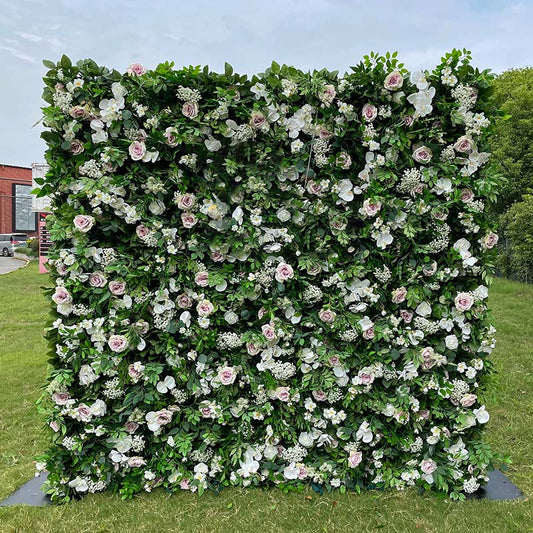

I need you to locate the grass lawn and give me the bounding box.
[0,262,531,532]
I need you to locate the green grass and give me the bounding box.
[0,263,531,533]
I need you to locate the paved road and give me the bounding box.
[0,256,27,275]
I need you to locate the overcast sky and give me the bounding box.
[0,0,532,168]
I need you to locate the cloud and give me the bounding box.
[15,31,43,43]
[0,45,37,64]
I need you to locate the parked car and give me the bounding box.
[0,233,29,257]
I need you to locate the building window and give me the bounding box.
[12,183,36,232]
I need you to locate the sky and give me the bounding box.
[0,0,532,168]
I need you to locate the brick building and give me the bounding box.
[0,163,37,237]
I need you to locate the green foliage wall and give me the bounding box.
[37,50,504,502]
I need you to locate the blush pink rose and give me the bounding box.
[77,404,92,422]
[318,309,336,324]
[261,323,277,342]
[176,293,193,309]
[128,456,146,468]
[318,126,333,139]
[73,214,94,233]
[124,421,139,434]
[70,139,85,155]
[400,309,413,323]
[127,63,146,76]
[129,140,146,161]
[358,371,375,385]
[461,394,477,407]
[250,111,266,129]
[455,292,474,312]
[275,262,294,282]
[481,232,498,249]
[108,334,129,353]
[109,281,126,295]
[421,459,437,475]
[69,106,88,119]
[362,199,381,217]
[52,392,70,405]
[196,299,214,317]
[211,250,225,262]
[136,224,151,239]
[181,212,197,228]
[247,342,261,355]
[454,135,473,154]
[348,450,363,468]
[194,271,209,287]
[336,152,352,169]
[362,103,378,122]
[392,287,407,303]
[182,102,199,119]
[164,127,179,147]
[276,387,291,402]
[461,189,474,203]
[306,180,324,196]
[363,327,375,340]
[384,71,404,91]
[52,287,72,305]
[128,364,144,381]
[89,271,107,288]
[412,145,433,164]
[176,193,196,210]
[218,366,237,385]
[312,390,327,402]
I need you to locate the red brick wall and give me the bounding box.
[0,164,37,236]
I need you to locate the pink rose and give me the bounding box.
[481,232,498,250]
[362,103,378,122]
[412,145,433,164]
[400,310,413,324]
[261,323,277,342]
[182,102,199,119]
[128,456,146,468]
[418,409,430,420]
[179,479,191,490]
[176,293,193,309]
[70,139,85,155]
[196,299,214,317]
[250,111,266,129]
[384,71,404,91]
[69,106,87,119]
[136,224,151,239]
[164,127,180,147]
[461,394,477,407]
[155,409,173,426]
[336,152,352,169]
[49,421,60,432]
[421,459,437,475]
[461,189,474,203]
[318,308,336,324]
[454,135,473,154]
[194,271,209,287]
[392,287,407,304]
[109,281,126,295]
[455,292,474,312]
[211,250,225,262]
[247,342,261,355]
[127,63,146,76]
[73,214,95,233]
[362,199,381,217]
[89,271,107,288]
[348,450,363,468]
[275,262,294,282]
[358,371,375,385]
[421,346,436,369]
[363,326,375,340]
[181,212,197,228]
[321,84,336,103]
[135,320,149,334]
[52,392,70,405]
[276,387,291,402]
[318,126,333,139]
[176,193,196,210]
[306,180,324,196]
[177,293,193,309]
[218,366,237,385]
[129,141,146,161]
[52,287,72,305]
[77,404,92,422]
[128,364,144,381]
[124,421,139,434]
[312,390,327,402]
[108,334,129,353]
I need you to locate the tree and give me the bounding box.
[489,68,533,214]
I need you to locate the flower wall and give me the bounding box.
[37,50,504,502]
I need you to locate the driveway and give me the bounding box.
[0,256,28,275]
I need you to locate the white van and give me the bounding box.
[0,233,29,257]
